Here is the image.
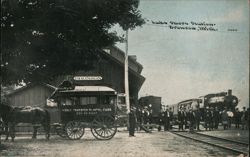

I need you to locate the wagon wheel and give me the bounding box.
[91,115,117,140]
[55,126,67,138]
[65,121,85,140]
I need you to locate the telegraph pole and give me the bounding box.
[125,29,130,114]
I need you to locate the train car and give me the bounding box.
[138,96,162,124]
[170,99,201,124]
[171,99,200,116]
[170,89,238,123]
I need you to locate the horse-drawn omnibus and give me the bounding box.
[51,85,119,140]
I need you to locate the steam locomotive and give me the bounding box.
[170,89,239,121]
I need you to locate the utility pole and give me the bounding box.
[125,29,130,114]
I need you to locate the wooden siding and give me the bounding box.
[8,85,54,107]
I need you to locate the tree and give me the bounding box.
[1,0,144,85]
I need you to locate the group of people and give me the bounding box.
[177,107,199,132]
[178,106,249,132]
[131,105,249,135]
[135,106,175,131]
[221,106,249,130]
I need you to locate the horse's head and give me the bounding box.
[0,103,12,119]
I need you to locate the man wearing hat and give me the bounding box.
[204,106,211,131]
[210,107,215,130]
[234,108,241,129]
[178,107,185,131]
[213,107,220,129]
[221,107,229,130]
[129,106,137,137]
[194,105,201,131]
[187,108,195,133]
[164,107,171,131]
[241,107,247,130]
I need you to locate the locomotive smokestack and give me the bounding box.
[228,89,232,96]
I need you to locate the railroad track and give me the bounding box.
[170,131,249,156]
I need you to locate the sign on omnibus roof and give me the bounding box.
[73,76,102,81]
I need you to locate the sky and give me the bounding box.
[115,0,249,109]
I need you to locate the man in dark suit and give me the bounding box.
[204,106,211,131]
[210,107,215,130]
[194,106,201,131]
[169,107,174,130]
[241,107,247,130]
[187,108,195,133]
[234,108,241,129]
[129,108,137,137]
[178,107,185,131]
[213,107,220,129]
[158,109,165,131]
[164,108,171,131]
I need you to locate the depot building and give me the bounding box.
[7,46,145,109]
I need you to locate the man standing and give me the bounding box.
[234,108,241,129]
[210,107,215,130]
[148,109,153,130]
[178,107,185,131]
[241,107,247,130]
[183,107,188,130]
[221,107,229,130]
[194,106,201,131]
[187,108,196,133]
[143,107,149,128]
[158,109,165,131]
[204,106,211,131]
[227,108,234,129]
[213,107,220,129]
[169,108,174,130]
[164,108,171,131]
[129,108,137,137]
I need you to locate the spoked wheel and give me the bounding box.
[65,121,84,140]
[55,126,67,138]
[91,115,117,140]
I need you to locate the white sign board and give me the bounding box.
[208,96,225,103]
[73,76,102,81]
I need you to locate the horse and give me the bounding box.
[0,103,50,141]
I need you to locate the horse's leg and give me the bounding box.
[44,110,50,140]
[9,123,15,142]
[5,122,11,141]
[5,125,9,141]
[32,126,38,139]
[42,123,50,140]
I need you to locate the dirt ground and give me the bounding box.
[0,129,247,157]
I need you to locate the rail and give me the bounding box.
[170,131,249,156]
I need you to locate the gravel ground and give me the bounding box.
[0,129,247,157]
